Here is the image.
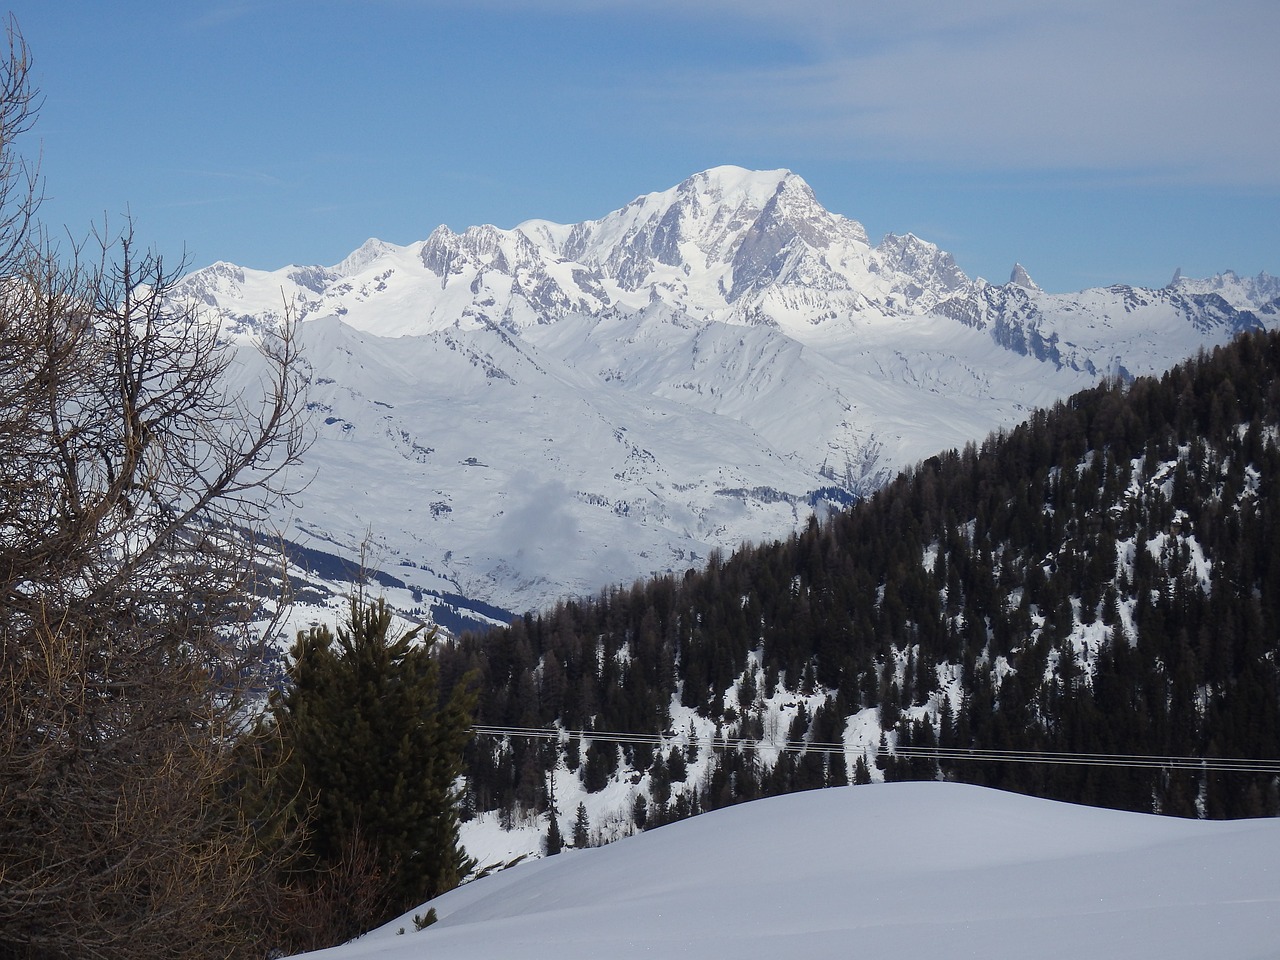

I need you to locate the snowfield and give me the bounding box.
[300,781,1280,960]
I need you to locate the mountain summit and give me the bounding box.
[184,168,1279,615]
[1009,262,1039,290]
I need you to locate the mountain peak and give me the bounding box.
[1162,267,1280,311]
[549,166,870,306]
[1009,263,1040,291]
[333,237,398,276]
[682,165,797,201]
[873,232,968,306]
[633,165,811,229]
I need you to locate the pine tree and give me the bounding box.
[667,745,688,783]
[544,812,563,856]
[270,597,476,940]
[582,738,615,793]
[632,794,649,829]
[573,802,591,848]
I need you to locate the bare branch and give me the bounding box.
[0,22,310,955]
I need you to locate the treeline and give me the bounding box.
[445,329,1280,823]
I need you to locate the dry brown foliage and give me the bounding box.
[0,17,311,959]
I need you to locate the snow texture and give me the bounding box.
[301,781,1280,960]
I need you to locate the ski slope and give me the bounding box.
[300,781,1280,960]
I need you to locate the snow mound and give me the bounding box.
[302,781,1280,960]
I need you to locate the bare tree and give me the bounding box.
[0,16,38,266]
[0,20,310,959]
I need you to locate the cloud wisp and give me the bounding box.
[458,0,1280,187]
[697,6,1276,185]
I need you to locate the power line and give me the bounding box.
[470,724,1280,775]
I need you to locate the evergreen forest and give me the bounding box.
[441,329,1280,830]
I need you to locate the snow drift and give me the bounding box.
[301,781,1280,960]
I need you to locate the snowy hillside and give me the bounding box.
[192,167,1279,615]
[301,782,1280,960]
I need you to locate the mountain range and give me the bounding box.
[183,166,1280,618]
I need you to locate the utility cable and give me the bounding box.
[469,723,1280,775]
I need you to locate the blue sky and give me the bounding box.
[9,0,1279,293]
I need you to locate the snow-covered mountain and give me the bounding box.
[189,166,1278,616]
[303,782,1280,960]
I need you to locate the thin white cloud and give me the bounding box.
[182,168,289,186]
[421,0,1280,186]
[181,3,263,31]
[671,7,1280,184]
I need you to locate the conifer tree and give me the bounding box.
[667,744,688,783]
[632,793,649,829]
[545,812,563,856]
[270,597,476,941]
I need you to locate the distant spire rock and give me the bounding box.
[1009,263,1040,291]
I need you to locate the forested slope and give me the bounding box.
[441,330,1280,827]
